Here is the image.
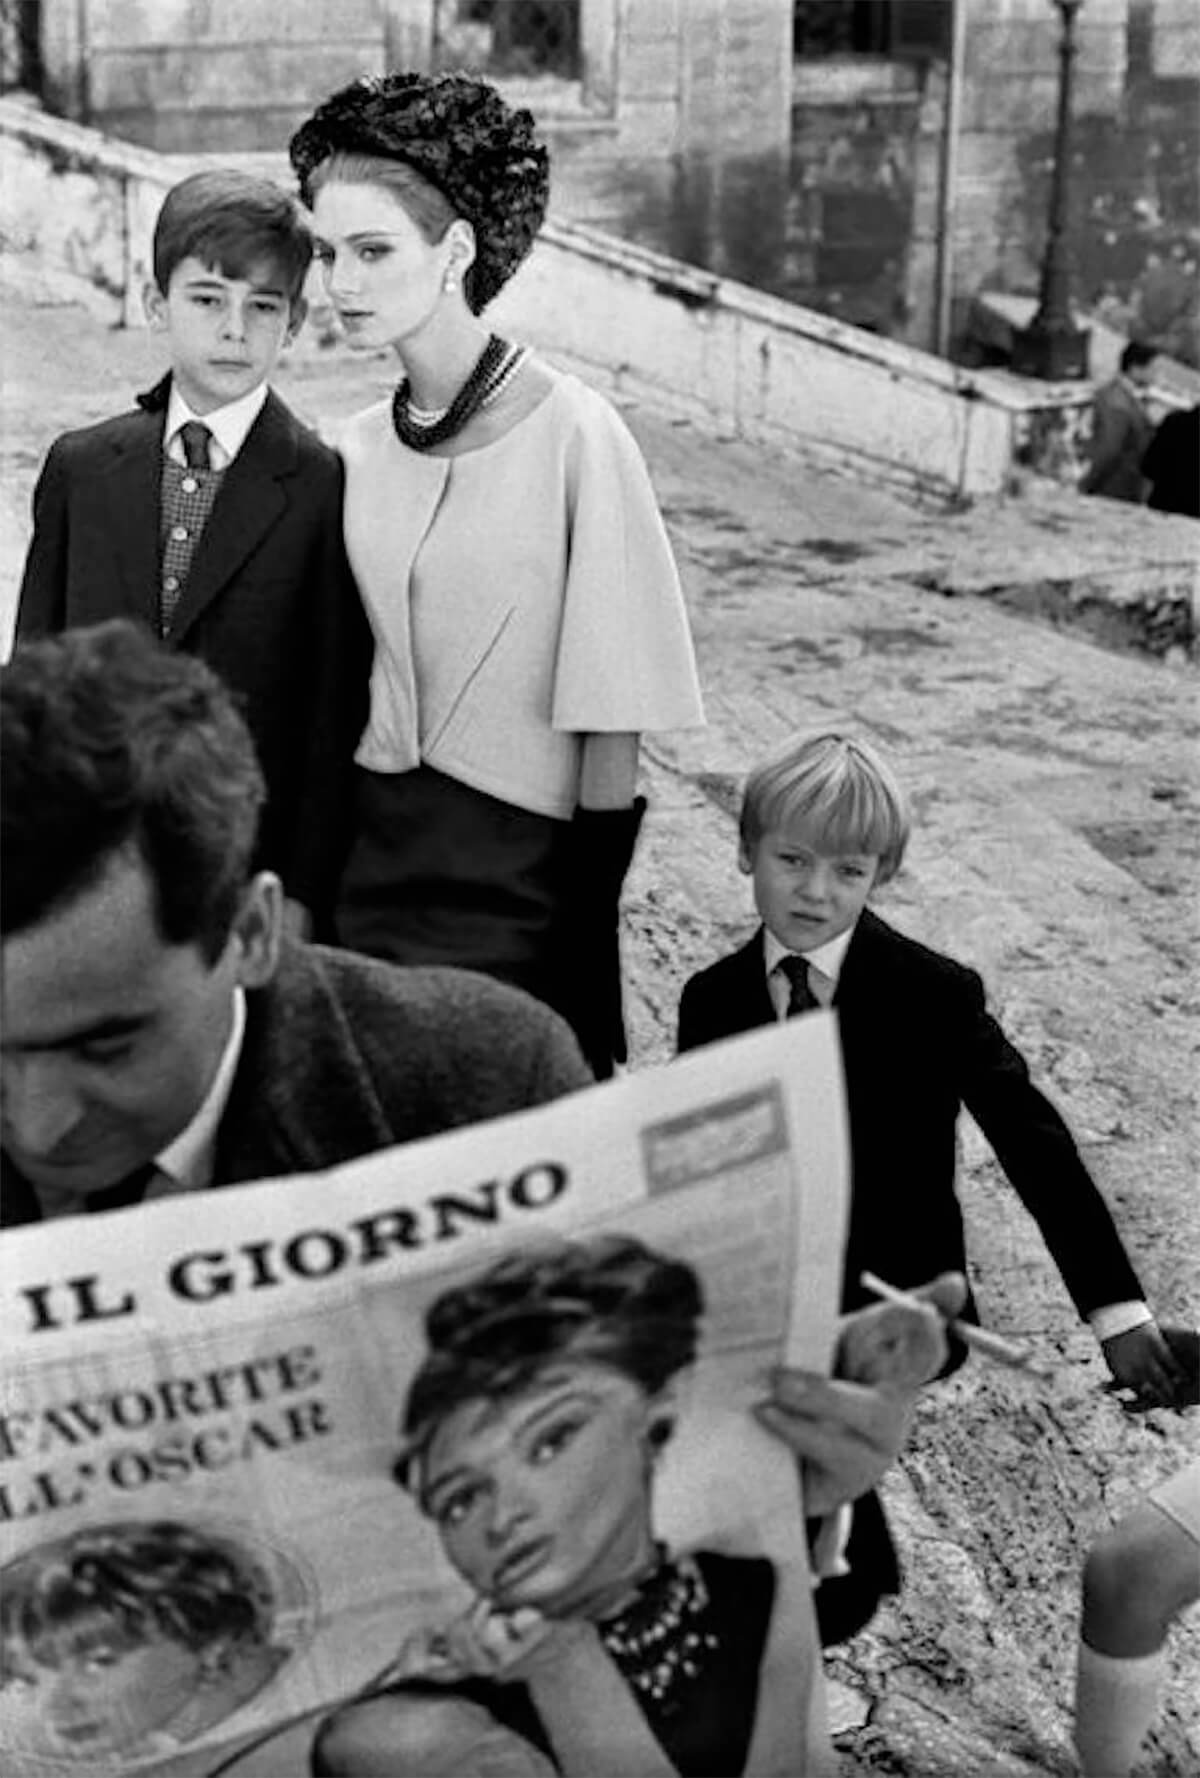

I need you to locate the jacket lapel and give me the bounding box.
[169,392,297,642]
[727,929,777,1031]
[94,420,164,626]
[834,909,883,1002]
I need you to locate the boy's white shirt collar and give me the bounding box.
[763,924,856,995]
[165,382,269,470]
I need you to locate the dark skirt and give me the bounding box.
[335,765,571,1008]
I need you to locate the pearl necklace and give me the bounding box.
[598,1550,719,1712]
[392,337,528,450]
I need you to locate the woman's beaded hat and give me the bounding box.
[289,71,550,311]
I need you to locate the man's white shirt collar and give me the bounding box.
[764,925,856,1003]
[34,989,246,1220]
[165,382,269,470]
[152,987,246,1196]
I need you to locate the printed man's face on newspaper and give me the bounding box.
[419,1362,664,1619]
[1,1632,197,1757]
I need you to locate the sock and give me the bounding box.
[1074,1640,1167,1777]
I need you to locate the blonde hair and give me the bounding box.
[739,732,910,884]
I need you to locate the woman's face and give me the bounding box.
[418,1360,663,1620]
[310,179,454,352]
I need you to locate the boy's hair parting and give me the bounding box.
[153,168,313,304]
[1,620,265,962]
[1120,340,1156,374]
[739,731,911,884]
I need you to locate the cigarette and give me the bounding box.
[859,1271,1056,1380]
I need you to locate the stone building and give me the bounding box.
[4,0,1197,363]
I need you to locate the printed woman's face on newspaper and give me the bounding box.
[419,1362,663,1619]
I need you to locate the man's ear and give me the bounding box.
[230,872,284,990]
[143,281,168,329]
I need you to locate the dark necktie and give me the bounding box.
[780,955,820,1016]
[85,1161,159,1214]
[179,420,212,470]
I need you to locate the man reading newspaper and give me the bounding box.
[1,623,963,1774]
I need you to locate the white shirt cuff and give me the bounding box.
[1089,1301,1153,1343]
[810,1504,853,1583]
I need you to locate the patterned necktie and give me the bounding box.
[85,1161,159,1214]
[780,955,819,1016]
[179,420,212,470]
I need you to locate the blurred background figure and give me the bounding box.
[1141,403,1200,518]
[1079,342,1157,503]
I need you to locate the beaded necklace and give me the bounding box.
[597,1549,719,1716]
[391,335,527,451]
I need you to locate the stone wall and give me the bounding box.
[39,0,388,152]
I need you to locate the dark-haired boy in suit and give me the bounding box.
[16,168,371,937]
[678,731,1188,1643]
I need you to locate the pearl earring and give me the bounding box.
[443,269,458,293]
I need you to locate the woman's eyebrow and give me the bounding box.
[421,1464,477,1512]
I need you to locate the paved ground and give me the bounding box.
[2,272,1198,1775]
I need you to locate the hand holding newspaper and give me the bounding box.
[0,1017,854,1778]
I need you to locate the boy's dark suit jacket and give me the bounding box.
[677,907,1146,1644]
[15,376,373,929]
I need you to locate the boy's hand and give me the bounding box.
[1101,1321,1191,1411]
[753,1273,969,1517]
[836,1271,968,1389]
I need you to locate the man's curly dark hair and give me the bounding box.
[289,72,550,312]
[1,620,264,962]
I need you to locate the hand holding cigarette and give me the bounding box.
[859,1271,1057,1381]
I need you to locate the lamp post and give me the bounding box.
[1012,0,1091,380]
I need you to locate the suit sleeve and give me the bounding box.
[677,976,710,1053]
[677,979,698,1053]
[955,967,1144,1316]
[15,440,70,639]
[285,458,373,928]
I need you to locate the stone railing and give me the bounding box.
[0,94,1124,504]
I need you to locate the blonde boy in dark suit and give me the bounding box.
[679,731,1181,1398]
[678,731,1188,1641]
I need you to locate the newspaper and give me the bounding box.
[0,1016,849,1778]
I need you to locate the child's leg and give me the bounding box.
[1074,1460,1200,1777]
